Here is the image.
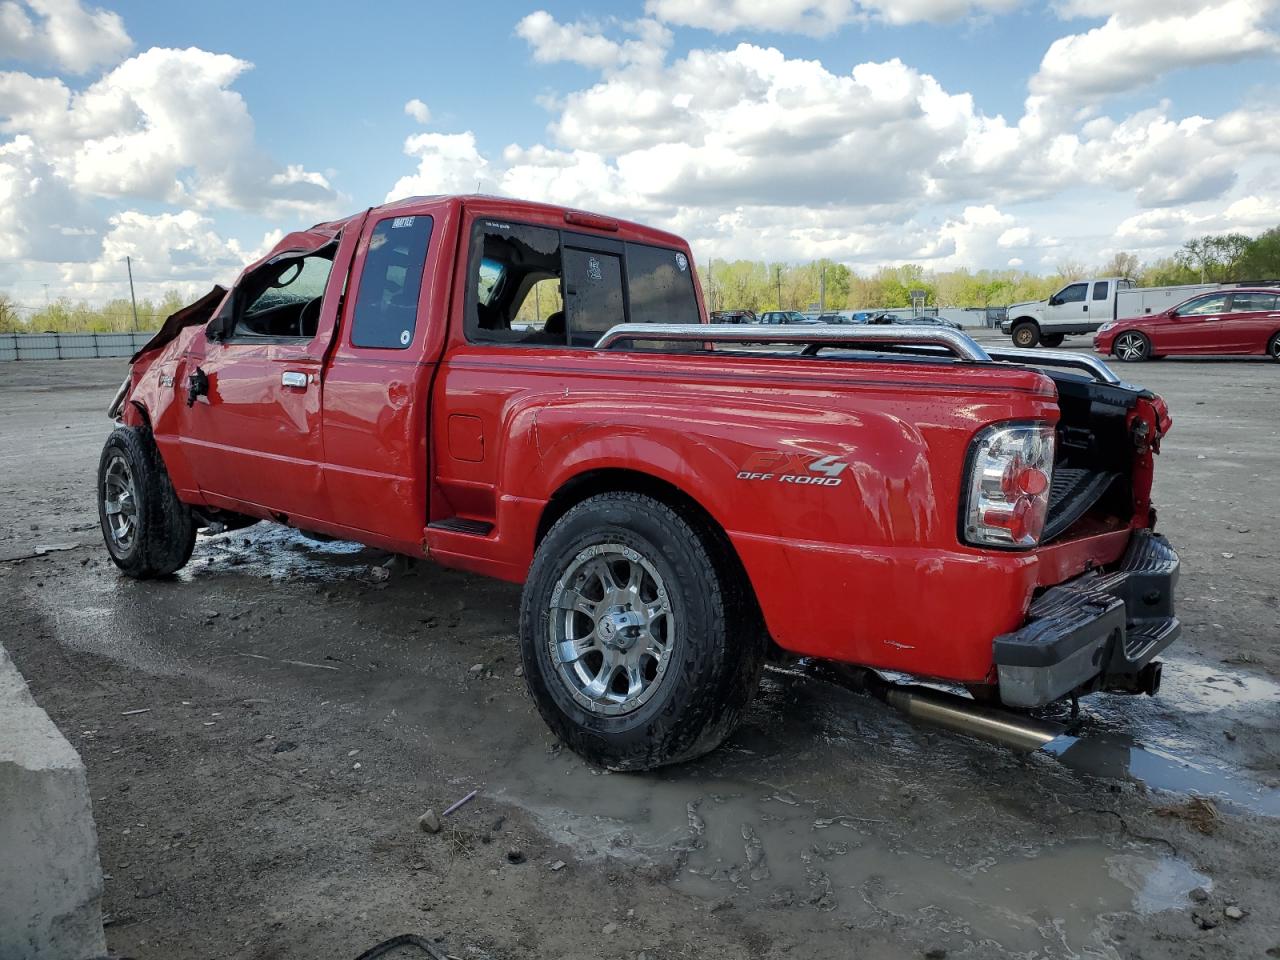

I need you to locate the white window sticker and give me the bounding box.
[400,329,412,345]
[675,252,688,272]
[391,216,416,228]
[587,256,603,282]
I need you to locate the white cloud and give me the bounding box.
[384,12,1280,270]
[0,0,131,74]
[516,11,672,70]
[404,98,431,124]
[386,132,493,201]
[1031,0,1278,107]
[0,46,344,221]
[642,0,1021,34]
[0,133,101,262]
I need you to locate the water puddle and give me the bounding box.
[1043,734,1280,817]
[491,744,1209,957]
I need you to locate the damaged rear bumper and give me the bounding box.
[994,530,1180,708]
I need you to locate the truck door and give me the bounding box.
[318,207,450,553]
[177,227,360,524]
[1047,282,1089,329]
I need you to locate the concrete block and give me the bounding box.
[0,645,106,960]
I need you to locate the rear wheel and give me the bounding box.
[1011,322,1040,348]
[98,426,196,578]
[1268,332,1280,362]
[1113,331,1151,362]
[1040,333,1065,348]
[519,492,766,770]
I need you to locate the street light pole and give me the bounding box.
[126,256,140,331]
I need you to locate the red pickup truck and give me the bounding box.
[99,195,1179,769]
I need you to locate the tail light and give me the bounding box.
[963,422,1055,548]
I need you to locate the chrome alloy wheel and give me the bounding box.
[548,543,675,716]
[1115,332,1148,361]
[102,453,138,551]
[1271,336,1280,360]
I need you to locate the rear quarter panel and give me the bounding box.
[439,346,1061,681]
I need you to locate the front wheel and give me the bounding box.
[98,426,196,578]
[1268,332,1280,362]
[1113,331,1151,362]
[519,492,766,770]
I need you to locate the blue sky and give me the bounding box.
[2,0,1278,306]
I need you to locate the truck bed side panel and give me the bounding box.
[434,348,1065,680]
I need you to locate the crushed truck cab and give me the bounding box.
[100,195,1179,770]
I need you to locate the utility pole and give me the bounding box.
[819,263,826,312]
[775,264,783,310]
[126,256,139,331]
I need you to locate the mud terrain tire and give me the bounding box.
[98,426,196,578]
[520,492,766,770]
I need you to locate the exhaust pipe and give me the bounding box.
[812,664,1065,751]
[878,684,1064,750]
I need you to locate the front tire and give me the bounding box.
[1011,322,1040,348]
[1113,331,1151,362]
[519,492,766,770]
[1268,332,1280,362]
[98,426,196,578]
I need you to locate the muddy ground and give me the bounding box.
[1,347,1278,960]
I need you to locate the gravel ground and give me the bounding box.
[1,348,1278,960]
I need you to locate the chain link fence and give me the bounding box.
[0,332,157,361]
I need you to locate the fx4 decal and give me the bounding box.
[736,451,849,487]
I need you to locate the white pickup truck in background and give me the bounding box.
[1001,278,1244,347]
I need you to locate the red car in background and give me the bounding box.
[1094,287,1280,362]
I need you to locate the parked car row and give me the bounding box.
[710,309,962,329]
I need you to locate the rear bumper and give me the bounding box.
[993,530,1180,708]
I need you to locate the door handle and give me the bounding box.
[1082,305,1088,312]
[281,371,308,388]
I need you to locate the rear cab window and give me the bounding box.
[464,218,699,349]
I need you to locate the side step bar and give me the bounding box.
[427,517,494,537]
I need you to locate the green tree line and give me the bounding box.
[0,291,188,334]
[704,225,1280,312]
[3,226,1276,331]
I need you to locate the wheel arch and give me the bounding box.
[535,467,759,612]
[1009,316,1040,329]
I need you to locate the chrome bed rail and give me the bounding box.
[984,347,1123,386]
[593,323,1127,387]
[594,323,993,362]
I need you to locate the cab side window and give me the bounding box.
[464,218,700,350]
[1091,281,1109,301]
[233,251,334,339]
[351,215,434,349]
[1056,283,1088,304]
